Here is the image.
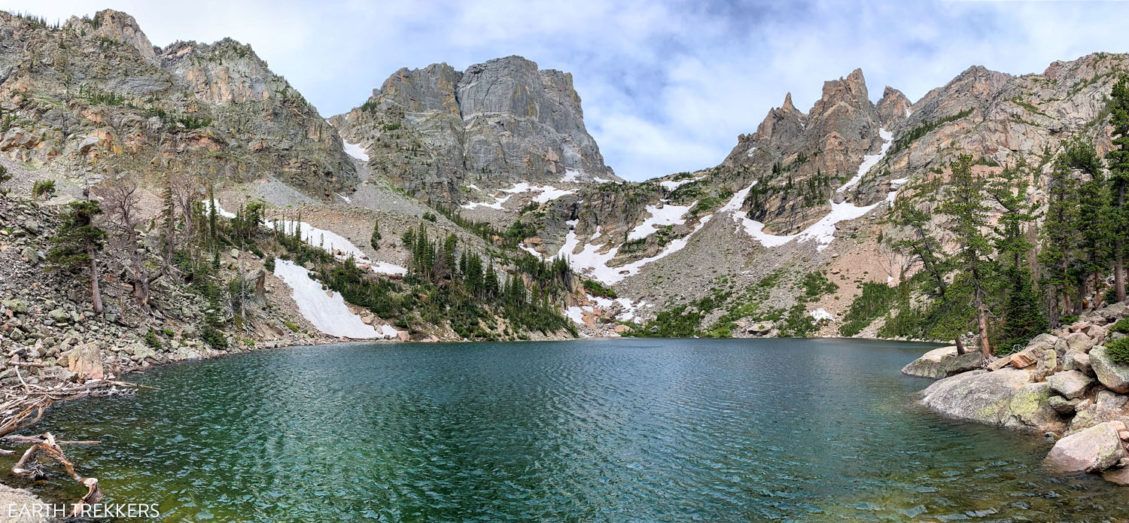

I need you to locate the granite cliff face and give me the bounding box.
[0,9,355,197]
[331,56,616,206]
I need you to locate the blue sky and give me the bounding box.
[5,1,1129,181]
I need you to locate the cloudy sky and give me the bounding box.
[3,1,1128,180]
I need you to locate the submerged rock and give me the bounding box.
[1090,346,1129,393]
[920,368,1063,434]
[1044,421,1126,473]
[901,345,983,379]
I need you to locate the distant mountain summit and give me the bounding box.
[331,56,617,207]
[0,9,355,196]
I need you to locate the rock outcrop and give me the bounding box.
[901,345,982,379]
[1091,346,1129,393]
[332,56,616,205]
[1044,421,1127,473]
[0,10,355,197]
[919,368,1063,433]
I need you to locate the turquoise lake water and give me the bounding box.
[7,338,1129,520]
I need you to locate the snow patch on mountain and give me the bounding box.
[627,202,694,240]
[726,129,899,251]
[560,215,712,284]
[837,129,893,194]
[461,182,574,210]
[273,260,395,339]
[342,141,370,162]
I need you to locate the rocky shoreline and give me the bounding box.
[904,301,1129,485]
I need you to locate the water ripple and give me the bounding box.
[5,338,1128,521]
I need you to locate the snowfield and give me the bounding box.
[836,129,893,194]
[460,182,575,210]
[658,175,703,191]
[273,260,396,339]
[809,308,834,322]
[342,141,370,162]
[559,216,713,284]
[561,169,582,183]
[725,129,902,252]
[207,200,409,277]
[627,202,693,240]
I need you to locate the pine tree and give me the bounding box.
[940,155,995,357]
[1039,156,1080,326]
[484,260,500,298]
[48,200,106,314]
[1065,140,1112,308]
[1106,75,1129,302]
[0,165,10,197]
[370,220,381,251]
[207,184,218,252]
[990,166,1046,352]
[159,175,176,263]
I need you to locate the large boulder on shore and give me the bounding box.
[1044,421,1126,473]
[1090,346,1129,393]
[920,368,1063,433]
[1047,370,1093,400]
[902,346,983,379]
[62,342,104,381]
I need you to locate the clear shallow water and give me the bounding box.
[6,338,1129,520]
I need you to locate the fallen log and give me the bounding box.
[0,375,138,513]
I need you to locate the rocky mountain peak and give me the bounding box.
[333,55,616,206]
[810,68,871,121]
[72,9,159,66]
[781,92,798,113]
[876,86,912,127]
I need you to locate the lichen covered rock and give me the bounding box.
[1044,421,1126,473]
[920,368,1063,433]
[901,345,983,379]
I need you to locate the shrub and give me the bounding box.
[283,320,300,333]
[144,329,162,350]
[1111,318,1129,335]
[31,179,56,199]
[1107,337,1129,366]
[264,256,275,272]
[839,282,898,337]
[422,211,437,222]
[799,271,838,302]
[583,279,617,299]
[200,323,228,349]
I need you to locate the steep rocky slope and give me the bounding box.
[0,10,355,199]
[515,53,1128,337]
[331,56,617,216]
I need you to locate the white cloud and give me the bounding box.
[3,0,1128,181]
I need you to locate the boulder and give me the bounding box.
[746,321,774,336]
[1090,346,1129,393]
[2,299,28,315]
[1068,391,1129,435]
[63,343,104,381]
[1010,351,1037,369]
[1064,332,1096,354]
[920,368,1064,433]
[1047,370,1093,400]
[1063,351,1092,375]
[1026,333,1060,353]
[1044,421,1126,473]
[1101,302,1128,322]
[1102,467,1129,485]
[48,308,71,323]
[901,346,983,379]
[1048,395,1080,415]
